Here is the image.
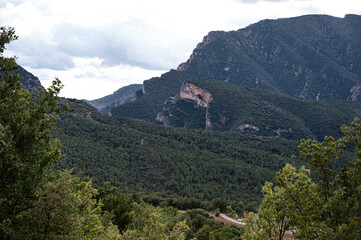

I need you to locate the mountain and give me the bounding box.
[83,84,142,114]
[17,65,44,94]
[111,14,361,134]
[176,14,361,100]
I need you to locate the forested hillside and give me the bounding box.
[56,99,302,202]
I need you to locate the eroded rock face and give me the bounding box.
[179,83,213,108]
[155,112,170,126]
[348,84,361,101]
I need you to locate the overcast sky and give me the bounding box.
[1,0,360,100]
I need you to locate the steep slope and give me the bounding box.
[112,14,361,128]
[17,65,44,94]
[83,84,142,114]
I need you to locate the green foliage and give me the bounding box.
[0,27,65,224]
[97,183,134,232]
[211,198,228,213]
[120,202,189,240]
[2,170,121,239]
[245,118,361,239]
[1,27,120,239]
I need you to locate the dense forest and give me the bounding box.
[56,98,301,203]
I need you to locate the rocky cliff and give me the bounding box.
[17,65,44,94]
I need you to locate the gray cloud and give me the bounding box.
[51,21,192,70]
[8,34,75,70]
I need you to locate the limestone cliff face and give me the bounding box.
[348,84,361,101]
[156,82,213,129]
[179,83,213,108]
[179,83,213,129]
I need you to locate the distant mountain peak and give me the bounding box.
[83,84,142,114]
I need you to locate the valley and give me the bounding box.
[3,13,361,239]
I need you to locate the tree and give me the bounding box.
[2,170,121,239]
[97,183,134,232]
[0,26,66,225]
[244,118,361,239]
[120,206,189,240]
[0,27,123,239]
